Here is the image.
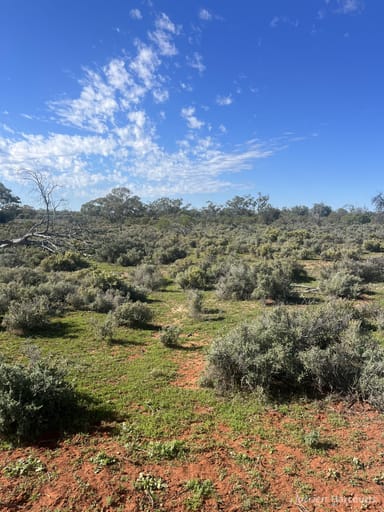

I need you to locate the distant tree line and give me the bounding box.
[0,181,382,227]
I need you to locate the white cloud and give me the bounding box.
[216,95,233,106]
[130,43,160,88]
[181,106,205,129]
[324,0,364,14]
[0,11,281,205]
[1,124,15,134]
[130,8,142,20]
[187,52,206,74]
[270,16,280,28]
[199,8,212,21]
[270,16,299,29]
[336,0,364,13]
[155,13,177,33]
[149,13,179,56]
[180,82,193,92]
[152,88,169,103]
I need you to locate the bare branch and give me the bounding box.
[0,169,82,253]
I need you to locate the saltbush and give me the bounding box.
[187,289,203,319]
[2,297,50,334]
[216,262,255,300]
[320,270,362,299]
[155,247,187,264]
[204,301,384,409]
[133,264,166,291]
[216,260,302,303]
[40,251,89,272]
[114,301,153,327]
[177,265,209,290]
[159,325,181,347]
[0,353,78,442]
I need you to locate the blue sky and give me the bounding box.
[0,0,383,210]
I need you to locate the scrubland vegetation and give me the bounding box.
[1,186,384,510]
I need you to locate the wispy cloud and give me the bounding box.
[130,8,143,20]
[181,106,205,129]
[0,11,281,204]
[187,52,206,74]
[216,95,233,106]
[324,0,364,15]
[336,0,364,13]
[270,16,299,29]
[149,13,179,56]
[199,8,212,21]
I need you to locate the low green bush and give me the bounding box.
[155,247,187,264]
[159,325,181,347]
[177,265,209,290]
[93,312,116,344]
[116,248,145,266]
[187,289,203,319]
[363,239,382,253]
[40,251,90,272]
[2,297,50,334]
[0,352,79,442]
[320,270,363,299]
[204,301,384,409]
[114,301,153,327]
[216,262,255,300]
[133,264,166,291]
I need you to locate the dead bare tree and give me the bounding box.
[0,169,83,253]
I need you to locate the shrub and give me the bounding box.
[204,301,384,409]
[2,297,50,334]
[87,271,146,302]
[93,312,116,344]
[216,262,255,300]
[216,260,299,303]
[0,283,29,315]
[91,289,125,313]
[40,251,89,272]
[114,301,153,327]
[320,270,362,299]
[155,247,187,264]
[177,266,209,290]
[0,267,46,286]
[116,248,145,266]
[363,239,382,252]
[133,264,166,291]
[252,260,299,303]
[36,279,77,314]
[0,352,79,442]
[160,325,181,347]
[204,309,300,393]
[187,289,203,319]
[338,258,384,284]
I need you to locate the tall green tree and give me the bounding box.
[81,187,145,221]
[0,182,21,223]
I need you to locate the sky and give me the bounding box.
[0,0,383,210]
